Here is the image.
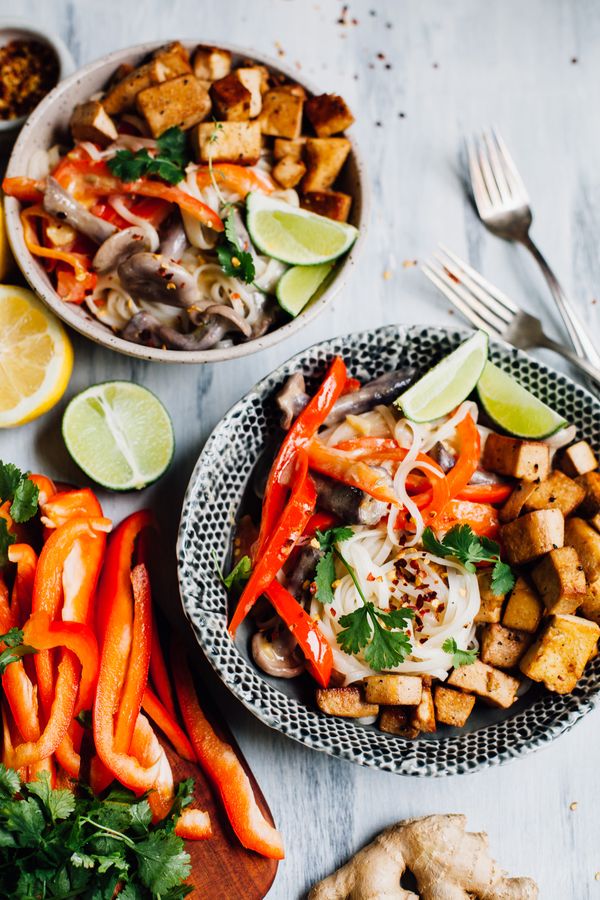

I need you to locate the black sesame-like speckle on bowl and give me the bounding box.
[177,324,600,776]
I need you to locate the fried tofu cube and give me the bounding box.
[520,614,600,693]
[531,546,587,614]
[272,156,306,189]
[151,42,192,80]
[302,137,352,192]
[260,88,304,139]
[276,82,307,99]
[233,68,263,117]
[479,623,533,669]
[273,137,306,161]
[564,518,600,582]
[498,483,537,523]
[305,92,355,136]
[433,686,476,727]
[315,686,379,718]
[523,470,586,517]
[447,659,520,709]
[409,682,436,733]
[500,509,564,566]
[582,580,600,624]
[364,674,422,706]
[378,706,418,738]
[482,433,550,482]
[210,73,252,121]
[474,570,506,623]
[560,440,598,478]
[192,44,232,81]
[590,513,600,534]
[107,62,134,87]
[301,190,352,222]
[193,121,262,164]
[136,75,211,137]
[70,101,118,147]
[502,577,544,633]
[576,471,600,517]
[102,63,158,115]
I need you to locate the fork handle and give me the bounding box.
[521,234,600,367]
[539,334,600,387]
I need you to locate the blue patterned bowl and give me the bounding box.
[177,324,600,776]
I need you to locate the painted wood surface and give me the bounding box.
[5,1,600,896]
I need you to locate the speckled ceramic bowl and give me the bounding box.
[5,40,368,364]
[178,324,600,776]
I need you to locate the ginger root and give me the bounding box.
[308,814,538,900]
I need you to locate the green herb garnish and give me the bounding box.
[422,524,515,596]
[213,552,252,595]
[0,628,37,675]
[314,525,354,604]
[108,126,190,185]
[442,637,478,667]
[216,209,256,284]
[0,461,40,524]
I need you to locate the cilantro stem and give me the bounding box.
[80,817,136,848]
[333,547,368,606]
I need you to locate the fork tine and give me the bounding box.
[491,128,530,201]
[481,129,511,201]
[420,262,503,337]
[466,137,491,216]
[475,136,502,208]
[437,245,518,314]
[428,260,508,333]
[433,250,512,328]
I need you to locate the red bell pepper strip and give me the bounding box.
[175,807,213,841]
[8,544,37,625]
[445,413,481,500]
[196,163,274,196]
[2,176,44,202]
[21,205,93,278]
[229,452,316,636]
[28,473,57,506]
[302,511,338,538]
[149,628,177,717]
[27,754,56,786]
[113,564,152,752]
[264,581,332,687]
[456,483,513,504]
[130,713,174,823]
[142,686,196,763]
[40,487,103,528]
[172,649,284,859]
[255,356,347,558]
[306,440,398,505]
[435,499,500,539]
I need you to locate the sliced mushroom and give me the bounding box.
[313,472,388,525]
[93,224,158,273]
[324,369,417,426]
[118,252,198,307]
[252,629,305,679]
[203,304,252,338]
[159,211,188,260]
[121,310,227,351]
[43,176,116,244]
[276,372,310,429]
[429,440,503,485]
[285,545,322,600]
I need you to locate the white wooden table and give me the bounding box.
[7,1,600,896]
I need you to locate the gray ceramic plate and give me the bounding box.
[177,324,600,776]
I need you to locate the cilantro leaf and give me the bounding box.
[108,148,150,182]
[27,772,75,823]
[337,602,414,671]
[337,604,371,655]
[443,637,478,667]
[378,607,415,630]
[3,797,46,847]
[491,560,515,596]
[0,628,37,675]
[315,552,337,604]
[1,627,26,649]
[422,524,514,596]
[223,555,252,591]
[129,800,152,833]
[108,127,190,185]
[0,463,22,503]
[0,764,20,798]
[216,209,256,284]
[364,622,412,671]
[157,126,188,164]
[135,831,191,894]
[0,462,39,524]
[315,526,354,550]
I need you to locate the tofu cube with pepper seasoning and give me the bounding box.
[315,686,379,718]
[559,440,598,478]
[260,88,304,139]
[581,581,600,624]
[102,63,158,115]
[499,482,537,523]
[378,706,419,738]
[364,674,422,706]
[474,570,506,623]
[500,509,564,566]
[302,137,352,192]
[192,45,232,81]
[433,686,476,727]
[531,546,587,614]
[482,433,550,482]
[150,42,192,80]
[523,470,585,517]
[305,93,355,136]
[447,659,520,709]
[479,623,533,669]
[502,577,544,633]
[193,121,262,164]
[564,518,600,582]
[136,75,211,137]
[576,471,600,517]
[233,68,263,117]
[272,156,306,189]
[409,681,436,733]
[70,101,118,147]
[273,137,306,161]
[519,614,600,693]
[210,73,252,121]
[302,190,352,222]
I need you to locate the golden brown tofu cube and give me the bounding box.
[500,509,564,566]
[302,137,352,192]
[273,137,306,161]
[474,570,506,623]
[210,73,252,121]
[137,75,211,137]
[233,68,263,117]
[410,682,436,734]
[378,706,419,738]
[193,121,262,164]
[498,483,537,523]
[447,659,520,708]
[433,686,476,727]
[364,674,422,706]
[560,440,598,478]
[107,62,134,88]
[276,82,307,99]
[151,42,192,80]
[590,513,600,534]
[70,101,117,147]
[576,472,600,517]
[582,579,600,624]
[260,89,304,139]
[482,433,550,482]
[531,546,587,614]
[523,470,586,517]
[520,614,600,693]
[272,156,306,189]
[102,63,158,115]
[305,92,355,136]
[479,623,532,669]
[564,518,600,582]
[315,686,379,718]
[302,190,352,222]
[502,577,544,633]
[192,44,232,81]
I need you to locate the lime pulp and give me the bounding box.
[477,361,567,438]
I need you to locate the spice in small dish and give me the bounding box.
[0,39,59,120]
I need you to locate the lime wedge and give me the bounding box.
[62,382,174,491]
[477,361,567,438]
[276,263,334,316]
[246,192,357,265]
[395,331,488,422]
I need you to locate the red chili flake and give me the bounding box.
[367,573,376,582]
[438,603,446,613]
[409,559,420,571]
[331,608,337,617]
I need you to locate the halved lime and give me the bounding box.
[246,192,357,265]
[477,361,567,438]
[62,382,174,491]
[395,331,488,422]
[276,263,334,316]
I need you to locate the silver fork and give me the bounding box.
[421,245,600,387]
[467,129,600,367]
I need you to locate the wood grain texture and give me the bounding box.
[5,1,600,897]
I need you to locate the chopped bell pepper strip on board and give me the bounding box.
[8,544,37,625]
[149,626,177,717]
[40,488,103,528]
[129,712,174,823]
[28,473,57,506]
[142,686,196,763]
[172,649,284,859]
[113,563,152,753]
[175,807,213,841]
[264,580,332,688]
[229,451,316,636]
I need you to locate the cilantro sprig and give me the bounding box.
[0,628,37,675]
[422,524,515,596]
[214,552,252,595]
[0,462,40,566]
[315,526,415,672]
[0,766,194,898]
[442,637,478,668]
[216,209,256,284]
[108,127,190,185]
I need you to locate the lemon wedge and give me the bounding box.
[0,286,73,427]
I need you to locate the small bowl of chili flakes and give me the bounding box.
[0,20,73,140]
